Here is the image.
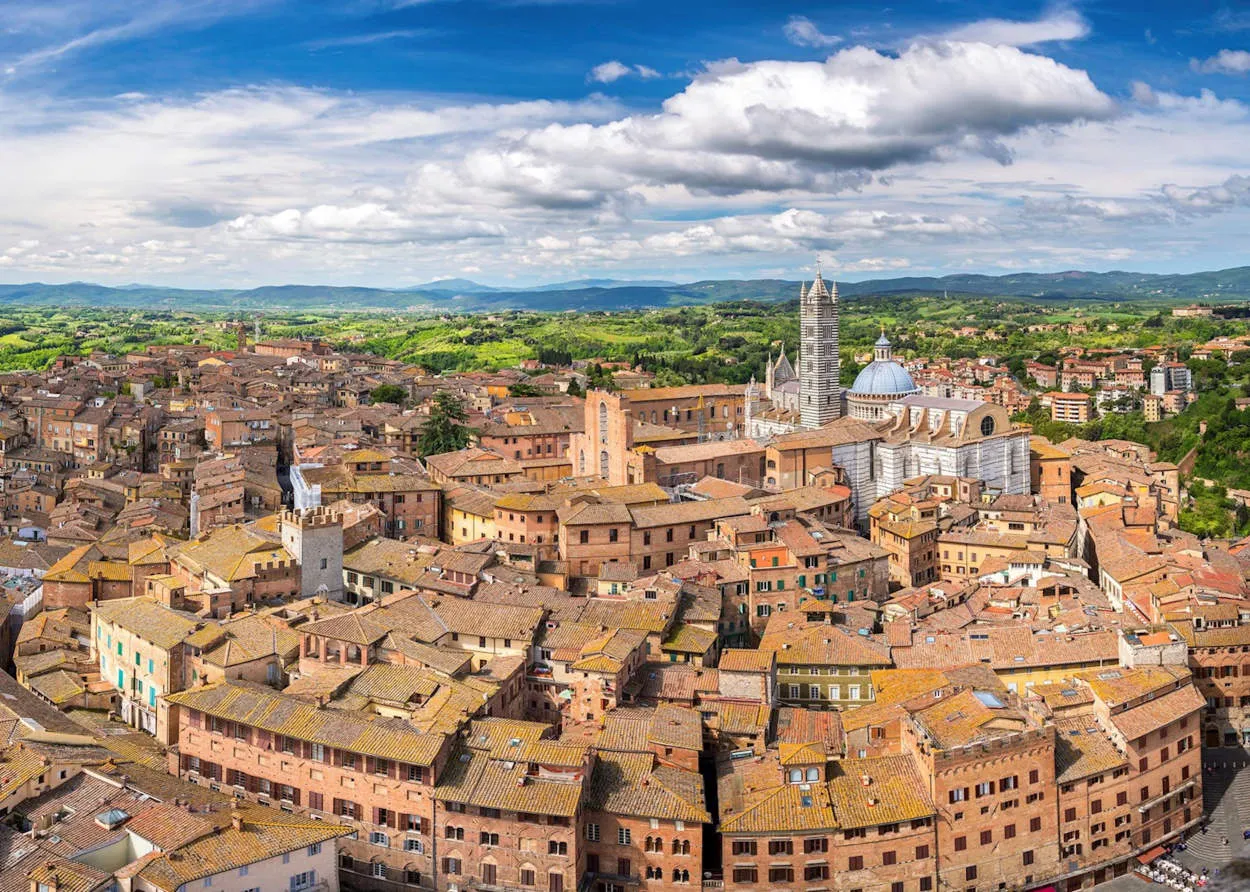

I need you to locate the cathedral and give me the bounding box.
[745,268,1031,508]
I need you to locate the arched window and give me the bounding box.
[578,450,586,475]
[599,450,609,478]
[789,768,803,783]
[673,869,682,882]
[681,869,689,883]
[599,403,608,443]
[806,767,819,781]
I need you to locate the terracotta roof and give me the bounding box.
[827,754,934,829]
[93,597,210,650]
[588,751,709,823]
[1054,716,1128,783]
[166,682,447,765]
[137,807,351,891]
[1107,683,1205,742]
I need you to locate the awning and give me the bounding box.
[1138,846,1167,865]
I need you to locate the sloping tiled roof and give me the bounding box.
[136,807,351,891]
[588,751,709,823]
[165,682,446,765]
[1054,716,1128,783]
[93,597,209,650]
[827,754,934,829]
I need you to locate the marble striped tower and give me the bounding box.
[799,269,841,429]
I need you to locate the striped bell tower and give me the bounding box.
[799,266,841,429]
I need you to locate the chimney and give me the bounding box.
[230,810,244,832]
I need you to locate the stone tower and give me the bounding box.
[280,506,344,600]
[799,268,841,429]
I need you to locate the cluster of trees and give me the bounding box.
[1012,402,1150,448]
[415,392,473,458]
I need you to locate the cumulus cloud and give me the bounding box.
[425,41,1115,217]
[226,204,507,243]
[588,61,661,83]
[941,8,1090,46]
[1191,50,1250,75]
[1160,175,1250,212]
[1021,194,1162,222]
[783,16,841,48]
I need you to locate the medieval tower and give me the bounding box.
[799,268,841,429]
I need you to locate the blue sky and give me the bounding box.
[1,0,1249,287]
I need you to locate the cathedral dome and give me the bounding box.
[850,331,917,397]
[850,360,917,396]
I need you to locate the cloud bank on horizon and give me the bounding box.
[1,0,1249,288]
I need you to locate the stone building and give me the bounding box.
[280,506,345,599]
[799,271,841,430]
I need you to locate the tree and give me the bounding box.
[370,384,408,406]
[509,382,543,397]
[416,392,474,458]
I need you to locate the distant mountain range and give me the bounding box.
[3,267,1250,313]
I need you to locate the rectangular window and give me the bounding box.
[617,827,631,845]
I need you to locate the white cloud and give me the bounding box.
[2,37,1250,285]
[226,204,506,243]
[588,61,662,83]
[1191,50,1250,75]
[1130,81,1157,105]
[783,15,841,48]
[3,1,270,75]
[1160,175,1250,212]
[588,61,631,83]
[437,41,1114,213]
[941,8,1089,47]
[304,29,430,51]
